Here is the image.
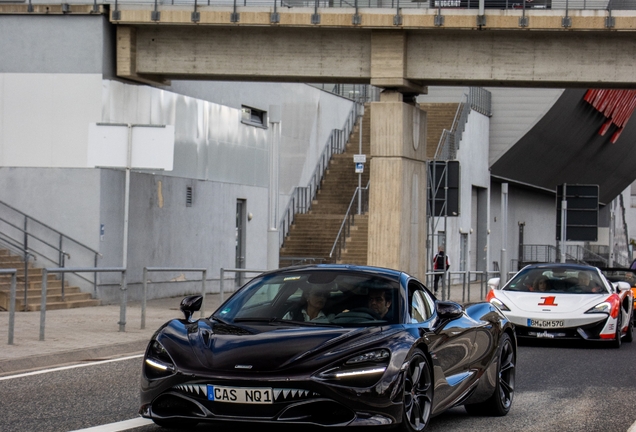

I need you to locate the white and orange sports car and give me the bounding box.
[486,263,633,347]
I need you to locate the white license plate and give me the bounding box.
[527,319,564,328]
[207,385,274,404]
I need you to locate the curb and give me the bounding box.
[0,340,148,376]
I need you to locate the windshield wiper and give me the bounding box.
[233,317,340,327]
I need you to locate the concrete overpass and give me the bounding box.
[3,3,636,273]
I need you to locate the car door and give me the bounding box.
[406,280,477,411]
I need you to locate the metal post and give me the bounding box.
[141,267,148,329]
[201,269,207,317]
[267,105,281,270]
[8,272,16,345]
[357,112,363,215]
[220,268,225,303]
[39,269,48,341]
[119,270,127,332]
[501,183,508,285]
[560,197,567,263]
[609,200,615,267]
[123,125,132,272]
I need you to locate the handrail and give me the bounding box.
[279,102,362,247]
[0,199,102,295]
[329,181,370,261]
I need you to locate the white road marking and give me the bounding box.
[628,419,636,432]
[67,417,154,432]
[0,354,143,381]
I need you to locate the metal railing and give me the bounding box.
[219,267,266,302]
[279,102,362,247]
[329,182,370,262]
[425,270,502,303]
[141,267,207,329]
[0,200,101,304]
[12,0,630,12]
[521,244,609,267]
[39,267,125,341]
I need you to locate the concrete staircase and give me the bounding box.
[279,102,458,267]
[0,249,100,311]
[280,106,371,266]
[419,102,461,159]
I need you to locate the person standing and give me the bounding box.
[432,246,450,294]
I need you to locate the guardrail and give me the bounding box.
[3,269,18,345]
[141,267,207,329]
[219,267,266,302]
[39,267,126,341]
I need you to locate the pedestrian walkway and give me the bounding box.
[0,281,490,376]
[0,294,223,375]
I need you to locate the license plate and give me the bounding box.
[207,385,273,404]
[527,319,564,328]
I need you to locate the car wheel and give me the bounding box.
[612,313,623,349]
[465,333,515,417]
[399,349,433,432]
[152,418,198,429]
[624,312,633,343]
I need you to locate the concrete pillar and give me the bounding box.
[367,91,428,276]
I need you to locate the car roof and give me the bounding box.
[258,264,404,279]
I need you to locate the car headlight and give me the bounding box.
[316,349,390,387]
[585,294,620,318]
[489,298,510,312]
[144,340,176,379]
[585,302,611,315]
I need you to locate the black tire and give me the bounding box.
[152,418,198,429]
[612,313,623,349]
[399,349,433,432]
[465,333,515,417]
[625,311,634,343]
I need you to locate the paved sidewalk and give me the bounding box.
[0,281,487,376]
[0,294,223,375]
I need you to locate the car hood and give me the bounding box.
[158,319,399,373]
[496,291,609,314]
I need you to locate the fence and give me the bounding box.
[141,267,207,329]
[219,267,267,302]
[425,270,503,302]
[39,267,125,341]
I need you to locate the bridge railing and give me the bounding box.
[10,0,630,12]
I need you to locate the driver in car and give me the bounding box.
[368,288,392,319]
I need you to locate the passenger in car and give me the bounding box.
[532,276,551,292]
[283,284,332,321]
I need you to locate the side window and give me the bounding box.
[408,281,434,323]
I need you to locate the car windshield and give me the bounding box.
[504,266,608,294]
[213,270,400,327]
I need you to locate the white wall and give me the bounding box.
[0,74,102,167]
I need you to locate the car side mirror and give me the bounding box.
[180,295,203,321]
[616,281,630,292]
[436,301,464,320]
[487,277,500,290]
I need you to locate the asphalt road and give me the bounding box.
[1,339,636,432]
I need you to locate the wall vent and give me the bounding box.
[186,186,193,207]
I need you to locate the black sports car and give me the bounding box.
[140,265,517,430]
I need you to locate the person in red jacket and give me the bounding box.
[432,246,450,294]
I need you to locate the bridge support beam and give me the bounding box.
[367,91,428,277]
